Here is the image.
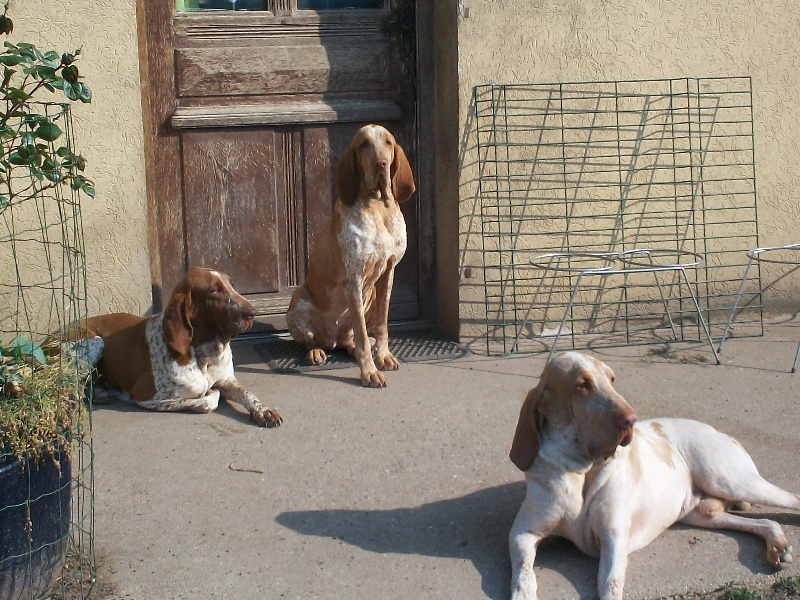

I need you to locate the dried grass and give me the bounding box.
[0,343,90,466]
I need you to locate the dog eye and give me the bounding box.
[209,287,222,297]
[576,379,591,393]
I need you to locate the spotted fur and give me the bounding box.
[77,267,282,427]
[286,125,416,388]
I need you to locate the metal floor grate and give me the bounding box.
[254,331,469,373]
[474,76,763,356]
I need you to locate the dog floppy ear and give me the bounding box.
[335,142,361,207]
[163,290,194,365]
[390,141,415,204]
[509,383,545,471]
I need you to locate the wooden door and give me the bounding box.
[137,0,419,332]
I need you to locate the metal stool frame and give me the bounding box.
[718,243,800,372]
[514,249,721,363]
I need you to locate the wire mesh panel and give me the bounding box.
[0,103,94,598]
[475,77,762,355]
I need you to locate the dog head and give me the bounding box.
[162,267,256,364]
[335,124,416,206]
[510,352,638,471]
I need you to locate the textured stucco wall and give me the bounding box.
[456,0,800,346]
[8,0,151,316]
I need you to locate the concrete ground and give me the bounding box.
[92,320,800,600]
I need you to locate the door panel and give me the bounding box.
[182,129,282,294]
[176,44,392,97]
[138,0,419,331]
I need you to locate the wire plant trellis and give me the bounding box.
[474,76,762,356]
[0,102,94,599]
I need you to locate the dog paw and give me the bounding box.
[768,544,794,569]
[361,370,387,388]
[91,385,116,405]
[251,408,283,428]
[305,348,327,366]
[375,352,400,371]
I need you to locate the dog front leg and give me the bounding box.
[215,379,283,428]
[509,528,542,600]
[347,286,385,387]
[510,490,563,600]
[136,389,221,414]
[372,258,399,371]
[596,517,631,600]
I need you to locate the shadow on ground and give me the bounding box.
[277,482,604,599]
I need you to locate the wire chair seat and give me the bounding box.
[515,249,721,363]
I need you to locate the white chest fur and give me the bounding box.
[337,198,407,288]
[145,314,235,400]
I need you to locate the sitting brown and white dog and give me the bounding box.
[286,124,416,387]
[76,267,281,427]
[509,352,798,600]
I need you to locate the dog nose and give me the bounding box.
[377,159,388,170]
[239,299,255,317]
[615,409,637,431]
[234,294,255,318]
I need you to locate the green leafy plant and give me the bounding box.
[0,335,46,396]
[0,2,93,465]
[0,1,94,213]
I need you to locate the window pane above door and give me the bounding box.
[177,0,384,10]
[177,0,266,10]
[297,0,383,8]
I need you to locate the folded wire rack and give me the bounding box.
[474,77,762,355]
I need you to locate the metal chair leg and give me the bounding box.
[643,252,679,339]
[718,257,754,353]
[679,267,721,365]
[547,272,585,363]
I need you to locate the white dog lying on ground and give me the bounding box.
[509,351,798,600]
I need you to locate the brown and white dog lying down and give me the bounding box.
[509,351,798,600]
[76,267,282,427]
[286,124,416,388]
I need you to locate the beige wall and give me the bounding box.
[456,0,800,347]
[6,0,799,342]
[9,0,151,316]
